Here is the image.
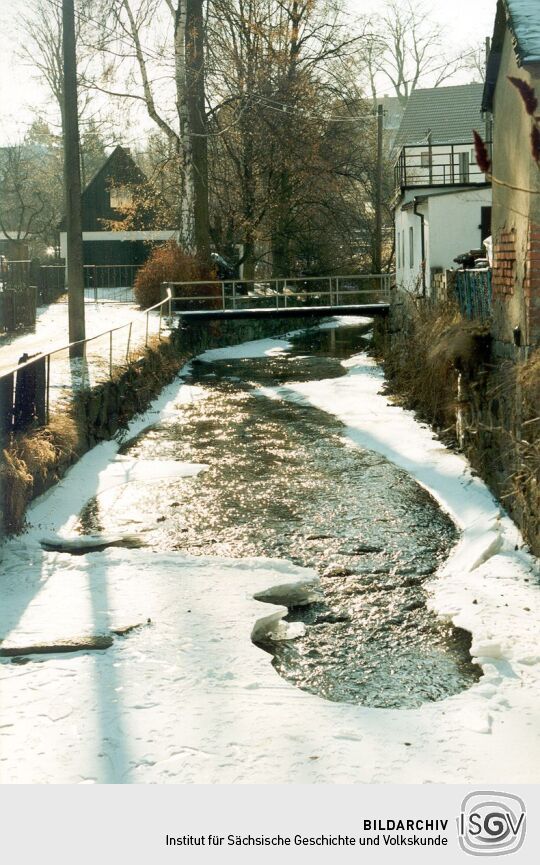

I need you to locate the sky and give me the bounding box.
[0,0,498,145]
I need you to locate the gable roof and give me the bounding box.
[394,83,485,149]
[83,144,147,196]
[59,145,150,231]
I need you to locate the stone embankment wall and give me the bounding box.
[378,293,539,556]
[1,314,321,535]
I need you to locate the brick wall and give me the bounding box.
[492,227,517,299]
[492,221,540,348]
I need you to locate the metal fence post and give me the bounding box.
[126,322,133,362]
[82,341,88,389]
[46,354,51,423]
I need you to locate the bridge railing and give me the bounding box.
[0,289,173,435]
[164,273,394,312]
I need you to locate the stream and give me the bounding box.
[77,320,481,709]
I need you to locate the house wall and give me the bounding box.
[59,231,177,269]
[491,29,540,353]
[395,188,492,292]
[426,189,492,270]
[395,194,425,292]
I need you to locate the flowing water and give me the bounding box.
[78,321,481,708]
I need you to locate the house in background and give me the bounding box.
[483,0,540,354]
[393,83,492,294]
[59,145,176,271]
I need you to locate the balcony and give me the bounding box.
[394,142,491,190]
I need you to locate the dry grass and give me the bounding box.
[519,349,540,418]
[381,300,539,552]
[382,298,491,435]
[512,350,540,551]
[1,413,82,534]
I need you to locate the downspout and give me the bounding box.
[413,197,426,297]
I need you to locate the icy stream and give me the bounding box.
[76,321,480,708]
[1,318,540,784]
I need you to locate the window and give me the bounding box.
[110,185,133,210]
[409,227,414,268]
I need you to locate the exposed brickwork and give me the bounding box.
[492,227,517,297]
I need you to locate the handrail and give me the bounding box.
[166,273,393,286]
[0,287,172,381]
[165,274,394,313]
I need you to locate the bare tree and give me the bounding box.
[365,0,471,105]
[19,0,98,132]
[207,0,370,276]
[91,0,210,259]
[0,139,62,253]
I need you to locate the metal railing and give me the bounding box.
[37,263,140,303]
[0,289,173,434]
[83,264,139,301]
[0,259,31,290]
[165,273,394,312]
[394,142,491,189]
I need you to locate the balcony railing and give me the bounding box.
[394,142,491,189]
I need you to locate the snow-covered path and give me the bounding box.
[0,301,142,374]
[0,323,539,784]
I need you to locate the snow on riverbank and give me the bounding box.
[0,301,142,374]
[0,322,539,783]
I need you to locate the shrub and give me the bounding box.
[133,241,220,310]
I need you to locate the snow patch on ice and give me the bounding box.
[198,338,292,362]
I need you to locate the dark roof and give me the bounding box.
[83,145,146,196]
[483,0,540,112]
[394,84,485,149]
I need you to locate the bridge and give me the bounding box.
[165,274,393,321]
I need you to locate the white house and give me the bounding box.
[393,84,492,294]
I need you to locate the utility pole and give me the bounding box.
[373,103,384,273]
[63,0,85,356]
[485,37,492,153]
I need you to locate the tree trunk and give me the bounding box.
[175,0,210,262]
[186,0,210,263]
[62,0,85,354]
